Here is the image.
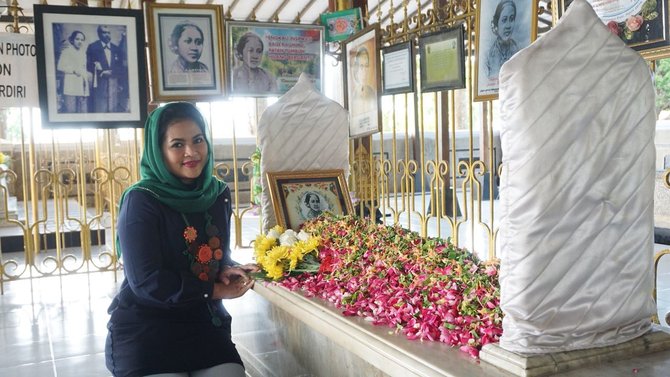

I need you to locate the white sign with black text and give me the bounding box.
[0,33,38,107]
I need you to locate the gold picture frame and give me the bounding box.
[343,24,382,138]
[145,2,225,102]
[474,0,538,101]
[266,169,353,231]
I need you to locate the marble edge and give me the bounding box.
[252,282,463,377]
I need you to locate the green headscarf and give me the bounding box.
[119,101,227,215]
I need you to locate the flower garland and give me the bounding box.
[254,225,321,280]
[274,215,502,358]
[182,213,224,282]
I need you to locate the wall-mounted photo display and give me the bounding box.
[226,21,324,97]
[266,169,353,231]
[344,24,382,138]
[321,7,363,42]
[557,0,670,59]
[418,26,465,93]
[145,2,225,102]
[381,40,415,95]
[34,5,147,128]
[474,0,538,101]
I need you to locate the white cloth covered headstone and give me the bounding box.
[258,73,349,232]
[497,0,656,353]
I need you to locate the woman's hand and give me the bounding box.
[212,278,253,300]
[211,265,258,300]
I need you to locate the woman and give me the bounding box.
[169,21,209,73]
[105,102,258,377]
[303,192,322,220]
[232,32,277,93]
[485,0,519,78]
[57,30,90,113]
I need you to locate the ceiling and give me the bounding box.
[2,1,333,26]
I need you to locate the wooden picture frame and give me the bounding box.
[34,5,147,128]
[556,0,670,59]
[474,0,538,101]
[145,2,225,102]
[418,25,465,93]
[266,169,353,231]
[381,40,415,95]
[344,24,382,138]
[226,21,324,97]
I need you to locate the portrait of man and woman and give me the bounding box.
[54,23,130,114]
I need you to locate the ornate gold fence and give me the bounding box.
[0,0,668,320]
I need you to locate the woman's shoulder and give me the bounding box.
[121,187,163,211]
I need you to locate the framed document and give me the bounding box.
[381,41,415,95]
[418,26,465,93]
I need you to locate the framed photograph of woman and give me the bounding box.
[344,24,382,138]
[381,40,415,95]
[474,0,537,101]
[145,3,225,102]
[34,5,147,128]
[418,25,465,93]
[266,169,353,231]
[226,21,324,97]
[556,0,670,59]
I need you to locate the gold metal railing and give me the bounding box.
[1,0,669,316]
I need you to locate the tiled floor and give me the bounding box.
[0,247,668,377]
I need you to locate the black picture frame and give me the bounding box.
[418,26,466,93]
[381,41,415,95]
[34,5,147,128]
[557,0,670,59]
[145,2,226,102]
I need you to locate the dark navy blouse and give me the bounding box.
[105,186,243,377]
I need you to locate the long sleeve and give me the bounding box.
[117,190,213,308]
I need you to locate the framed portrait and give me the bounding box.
[556,0,670,59]
[266,169,354,231]
[418,26,465,93]
[33,5,147,128]
[381,40,415,95]
[474,0,538,101]
[321,8,363,42]
[145,3,225,102]
[344,24,382,138]
[226,21,324,97]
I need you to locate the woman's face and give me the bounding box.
[161,119,208,184]
[72,33,85,50]
[176,26,204,63]
[497,5,516,41]
[307,195,320,211]
[241,37,263,68]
